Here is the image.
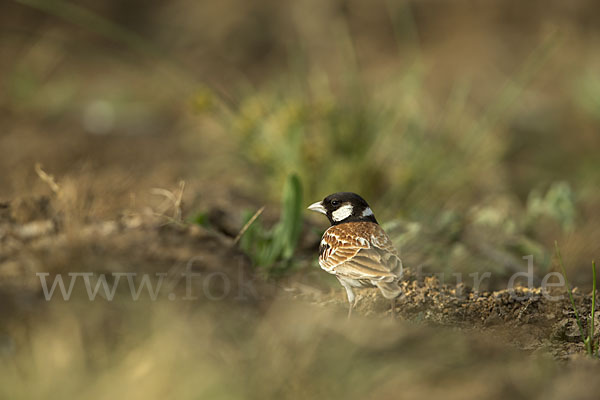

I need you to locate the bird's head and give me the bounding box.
[307,192,378,226]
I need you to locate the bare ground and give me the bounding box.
[2,191,600,399]
[1,192,596,359]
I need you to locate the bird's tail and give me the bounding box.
[375,280,402,299]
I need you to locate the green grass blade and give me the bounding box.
[238,174,303,272]
[12,0,234,109]
[592,260,597,357]
[279,174,303,259]
[554,241,589,354]
[13,0,158,58]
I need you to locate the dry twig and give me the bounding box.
[233,206,265,246]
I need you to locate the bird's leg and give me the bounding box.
[390,297,397,320]
[340,281,356,320]
[347,295,359,319]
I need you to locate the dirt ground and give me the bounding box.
[1,177,600,399]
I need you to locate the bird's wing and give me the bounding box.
[319,223,402,282]
[334,247,401,282]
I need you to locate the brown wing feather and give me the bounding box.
[318,222,403,282]
[334,247,400,281]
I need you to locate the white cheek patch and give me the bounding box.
[332,204,354,222]
[362,207,374,217]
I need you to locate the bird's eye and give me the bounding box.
[331,200,340,206]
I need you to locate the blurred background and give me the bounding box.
[1,0,600,398]
[3,0,599,283]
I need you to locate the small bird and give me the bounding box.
[308,192,403,318]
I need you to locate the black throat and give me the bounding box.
[329,214,378,226]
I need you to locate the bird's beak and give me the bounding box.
[307,201,327,215]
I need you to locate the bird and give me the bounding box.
[307,192,403,319]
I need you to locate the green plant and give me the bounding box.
[190,211,209,227]
[593,260,597,356]
[239,173,303,275]
[554,242,598,357]
[527,182,576,232]
[222,30,559,219]
[223,82,392,204]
